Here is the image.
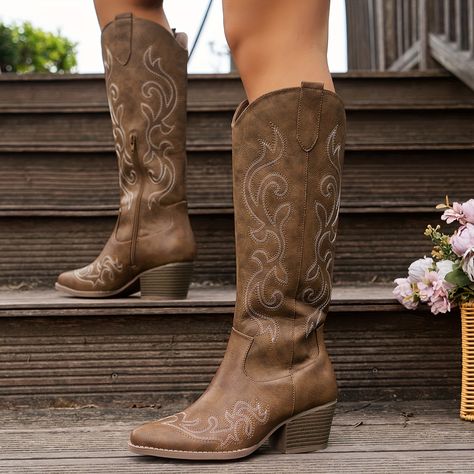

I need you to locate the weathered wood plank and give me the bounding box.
[0,149,472,213]
[0,401,472,473]
[1,107,472,152]
[430,33,474,90]
[0,400,463,429]
[0,286,396,311]
[0,73,472,111]
[0,212,453,287]
[2,423,473,460]
[3,452,474,474]
[2,411,473,459]
[0,303,461,407]
[2,453,474,474]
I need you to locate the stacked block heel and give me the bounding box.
[140,262,193,300]
[270,400,336,454]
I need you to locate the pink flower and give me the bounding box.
[441,199,474,226]
[417,271,439,302]
[462,199,474,225]
[451,223,474,257]
[430,294,451,314]
[416,267,454,314]
[429,276,452,314]
[442,201,465,224]
[462,248,474,282]
[393,277,418,310]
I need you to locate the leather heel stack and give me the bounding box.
[270,401,337,454]
[140,262,193,299]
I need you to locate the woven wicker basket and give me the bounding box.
[460,302,474,421]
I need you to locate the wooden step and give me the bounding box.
[1,107,472,152]
[0,287,461,408]
[0,71,472,287]
[0,72,473,152]
[1,71,473,112]
[0,211,451,287]
[0,400,471,472]
[0,149,473,213]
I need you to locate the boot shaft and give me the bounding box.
[231,83,346,375]
[101,13,189,241]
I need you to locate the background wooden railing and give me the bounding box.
[346,0,474,89]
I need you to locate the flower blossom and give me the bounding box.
[451,223,474,257]
[441,199,474,226]
[417,269,452,314]
[436,259,455,281]
[407,257,433,283]
[396,260,455,315]
[393,277,418,310]
[461,199,474,224]
[462,247,474,282]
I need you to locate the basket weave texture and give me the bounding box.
[461,302,474,421]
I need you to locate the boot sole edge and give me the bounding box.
[54,261,193,299]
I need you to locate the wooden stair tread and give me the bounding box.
[0,285,400,315]
[0,400,472,472]
[1,71,473,111]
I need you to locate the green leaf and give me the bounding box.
[445,268,472,287]
[0,21,77,73]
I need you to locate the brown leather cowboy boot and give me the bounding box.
[55,14,196,299]
[128,82,346,459]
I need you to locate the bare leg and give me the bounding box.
[223,0,334,102]
[93,0,171,31]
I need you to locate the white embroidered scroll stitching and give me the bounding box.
[140,46,178,210]
[161,400,270,448]
[73,256,124,288]
[242,123,291,343]
[301,124,342,337]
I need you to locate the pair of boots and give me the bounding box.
[56,14,346,460]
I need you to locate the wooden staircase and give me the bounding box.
[0,71,473,410]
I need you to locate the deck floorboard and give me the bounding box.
[1,400,472,472]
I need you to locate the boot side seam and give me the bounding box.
[290,147,310,376]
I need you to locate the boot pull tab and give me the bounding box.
[296,82,324,152]
[112,12,133,66]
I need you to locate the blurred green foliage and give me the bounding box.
[0,21,77,73]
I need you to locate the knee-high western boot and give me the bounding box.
[128,82,346,459]
[55,13,196,299]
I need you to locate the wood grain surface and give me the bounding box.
[0,400,471,473]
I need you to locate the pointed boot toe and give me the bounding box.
[128,419,205,458]
[129,422,165,452]
[55,269,80,294]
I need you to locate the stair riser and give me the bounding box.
[0,150,473,212]
[0,310,460,409]
[1,109,473,150]
[1,74,472,111]
[0,213,449,287]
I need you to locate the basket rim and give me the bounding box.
[461,301,474,308]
